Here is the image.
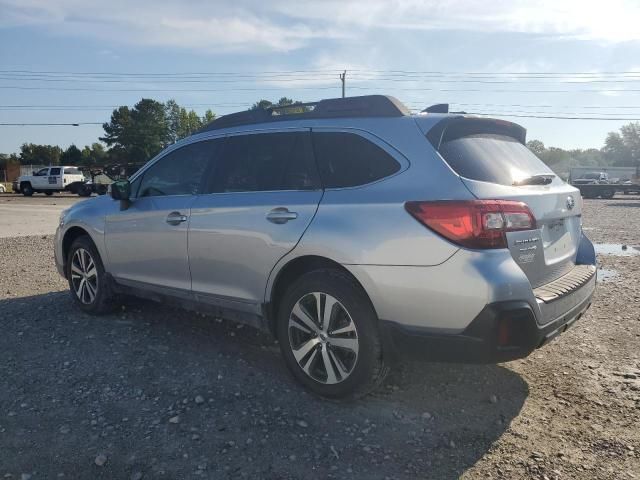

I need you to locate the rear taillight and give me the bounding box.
[405,200,536,249]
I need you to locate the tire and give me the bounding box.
[601,189,615,199]
[66,235,115,315]
[276,269,387,399]
[78,186,92,197]
[21,183,33,197]
[45,191,53,196]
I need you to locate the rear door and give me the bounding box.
[426,118,582,288]
[188,129,323,313]
[48,167,62,189]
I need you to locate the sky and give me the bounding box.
[1,0,640,154]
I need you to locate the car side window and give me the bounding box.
[35,168,49,176]
[208,131,320,193]
[312,132,401,188]
[138,140,219,198]
[49,167,61,176]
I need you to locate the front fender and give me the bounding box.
[57,197,110,270]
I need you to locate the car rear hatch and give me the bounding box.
[424,117,582,288]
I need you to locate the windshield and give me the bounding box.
[437,133,555,186]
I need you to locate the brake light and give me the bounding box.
[405,200,536,249]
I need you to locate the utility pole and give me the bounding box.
[339,70,346,98]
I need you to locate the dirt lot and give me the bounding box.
[0,194,85,238]
[0,196,639,479]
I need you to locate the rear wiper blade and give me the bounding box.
[513,174,556,186]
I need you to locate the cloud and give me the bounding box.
[0,0,638,55]
[275,0,640,43]
[0,0,345,53]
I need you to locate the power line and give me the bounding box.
[445,112,639,121]
[7,75,640,86]
[3,68,640,76]
[0,85,341,92]
[5,83,640,94]
[1,114,638,127]
[0,122,102,126]
[4,102,640,111]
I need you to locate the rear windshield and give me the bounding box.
[437,134,554,186]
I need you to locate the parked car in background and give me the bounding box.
[54,95,597,398]
[571,171,616,198]
[571,171,609,184]
[14,166,86,196]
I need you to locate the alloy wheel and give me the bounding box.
[70,248,98,304]
[288,292,359,384]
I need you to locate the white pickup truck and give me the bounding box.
[13,166,86,196]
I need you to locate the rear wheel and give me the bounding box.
[66,235,115,314]
[601,189,615,199]
[277,269,387,399]
[21,183,33,197]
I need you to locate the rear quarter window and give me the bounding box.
[436,133,555,186]
[312,132,401,188]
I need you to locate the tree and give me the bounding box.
[18,143,63,165]
[603,132,630,165]
[250,99,274,110]
[165,99,217,142]
[80,143,107,167]
[526,140,546,157]
[60,144,83,165]
[101,99,170,163]
[250,97,309,113]
[202,109,216,124]
[620,122,640,166]
[165,99,183,144]
[0,153,20,171]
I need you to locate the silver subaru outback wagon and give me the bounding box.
[54,95,596,399]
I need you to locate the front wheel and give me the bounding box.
[66,235,115,314]
[277,269,387,399]
[21,183,33,197]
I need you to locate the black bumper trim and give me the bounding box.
[380,285,594,364]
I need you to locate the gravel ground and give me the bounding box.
[0,196,639,479]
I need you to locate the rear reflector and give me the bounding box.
[405,200,536,249]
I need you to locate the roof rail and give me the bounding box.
[199,95,410,132]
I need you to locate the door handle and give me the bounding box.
[166,211,188,225]
[266,207,298,224]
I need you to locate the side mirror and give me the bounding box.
[110,180,131,210]
[110,180,131,200]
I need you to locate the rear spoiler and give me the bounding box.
[426,117,527,150]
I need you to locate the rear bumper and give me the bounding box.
[381,273,595,363]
